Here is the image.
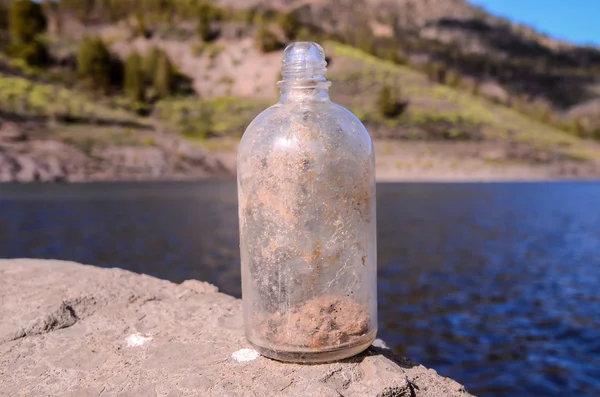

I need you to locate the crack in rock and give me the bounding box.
[321,365,363,392]
[6,295,101,343]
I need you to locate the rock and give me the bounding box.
[0,121,27,142]
[0,259,475,397]
[96,146,170,177]
[0,150,18,182]
[15,156,37,182]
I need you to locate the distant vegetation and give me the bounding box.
[6,0,49,66]
[377,85,406,119]
[255,24,283,53]
[77,37,121,93]
[0,0,599,144]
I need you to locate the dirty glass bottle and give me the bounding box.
[237,42,377,363]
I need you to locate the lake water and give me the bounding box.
[1,181,599,397]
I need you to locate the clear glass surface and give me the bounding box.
[237,42,377,363]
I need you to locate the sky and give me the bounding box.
[470,0,600,46]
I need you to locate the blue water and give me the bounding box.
[1,182,599,397]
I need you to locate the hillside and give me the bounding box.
[1,0,600,181]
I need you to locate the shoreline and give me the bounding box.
[2,132,600,183]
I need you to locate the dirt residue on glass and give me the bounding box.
[259,295,370,349]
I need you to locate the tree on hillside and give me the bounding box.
[8,0,49,66]
[101,0,119,23]
[425,63,447,84]
[143,47,161,84]
[125,52,145,102]
[77,37,115,93]
[0,1,8,31]
[136,9,148,37]
[295,27,313,42]
[197,2,221,42]
[255,24,282,53]
[142,47,175,99]
[10,0,46,43]
[157,0,174,23]
[0,2,9,48]
[444,69,461,88]
[377,84,406,118]
[278,12,299,41]
[17,38,50,66]
[153,50,174,99]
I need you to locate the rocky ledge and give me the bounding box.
[0,259,474,397]
[0,120,235,182]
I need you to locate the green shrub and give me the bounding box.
[295,27,313,42]
[140,47,177,100]
[124,52,145,102]
[385,47,407,65]
[0,1,8,34]
[426,63,446,84]
[255,25,283,53]
[135,6,148,37]
[278,12,299,40]
[570,117,586,137]
[9,38,49,66]
[143,47,162,83]
[197,2,222,42]
[197,9,211,41]
[377,84,406,118]
[77,37,115,93]
[9,0,46,43]
[153,50,174,99]
[7,0,49,65]
[444,69,462,87]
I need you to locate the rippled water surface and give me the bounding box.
[1,182,599,397]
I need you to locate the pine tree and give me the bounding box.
[124,52,145,102]
[0,1,6,29]
[143,47,161,84]
[8,0,49,66]
[255,24,282,53]
[157,0,173,23]
[197,2,213,42]
[77,37,113,92]
[0,1,9,48]
[18,38,49,66]
[153,51,174,99]
[377,84,404,118]
[135,2,147,37]
[278,12,299,40]
[9,0,47,43]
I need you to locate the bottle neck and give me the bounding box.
[278,82,331,104]
[277,41,331,104]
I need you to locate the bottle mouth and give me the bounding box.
[278,42,330,88]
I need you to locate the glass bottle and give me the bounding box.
[237,42,377,363]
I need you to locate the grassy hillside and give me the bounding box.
[1,0,600,182]
[325,42,600,161]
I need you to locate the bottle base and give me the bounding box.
[248,329,377,364]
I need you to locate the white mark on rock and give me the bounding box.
[231,348,260,362]
[372,338,390,350]
[125,333,153,347]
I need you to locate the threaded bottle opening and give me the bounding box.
[278,42,330,87]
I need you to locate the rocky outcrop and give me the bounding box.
[0,120,235,182]
[0,259,474,397]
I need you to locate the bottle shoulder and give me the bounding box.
[239,100,372,161]
[241,101,369,140]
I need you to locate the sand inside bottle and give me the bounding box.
[255,295,371,351]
